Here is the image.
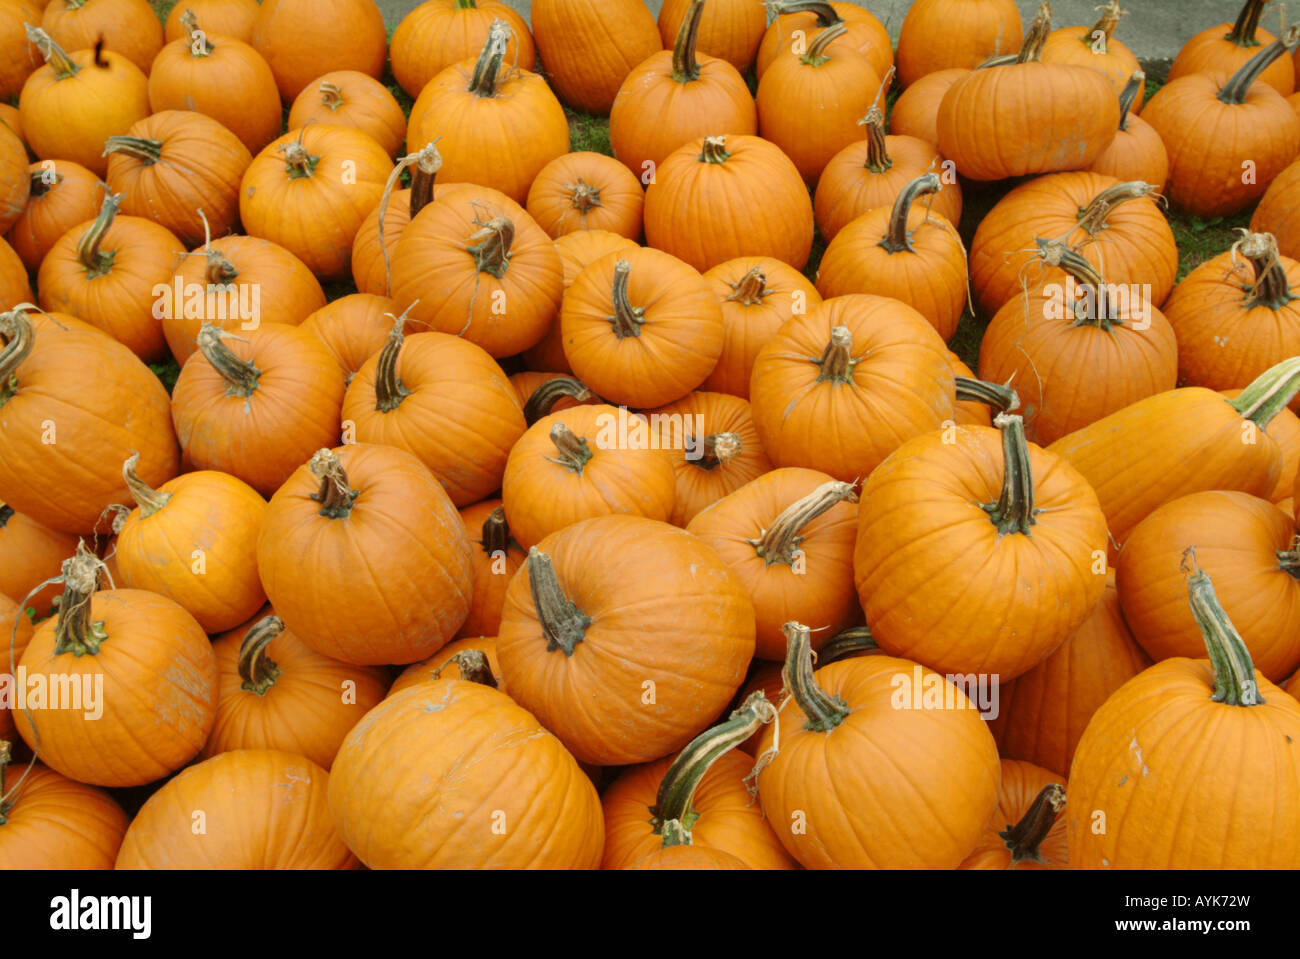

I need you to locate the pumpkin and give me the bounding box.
[163,233,328,367]
[1041,0,1142,103]
[203,614,389,769]
[756,622,1001,868]
[756,1,893,84]
[163,0,259,42]
[625,832,751,869]
[287,71,406,158]
[0,103,22,143]
[749,294,955,485]
[857,413,1108,679]
[936,4,1120,182]
[971,174,1177,317]
[5,160,105,272]
[340,319,527,508]
[0,235,30,307]
[0,743,128,869]
[390,0,535,98]
[1068,557,1300,868]
[256,445,474,666]
[526,151,645,240]
[687,470,857,660]
[988,570,1152,778]
[702,256,822,399]
[609,0,757,178]
[240,125,393,281]
[1167,0,1295,96]
[329,653,604,868]
[117,749,355,868]
[0,124,27,236]
[657,0,763,74]
[1144,29,1300,217]
[814,106,962,243]
[170,324,344,498]
[887,67,968,146]
[300,293,400,383]
[530,0,661,115]
[651,391,772,527]
[500,404,677,549]
[896,0,1022,85]
[1087,70,1169,189]
[147,11,282,154]
[560,247,723,409]
[0,0,42,101]
[14,545,218,787]
[978,240,1179,444]
[959,761,1068,869]
[643,135,814,273]
[388,635,503,696]
[349,144,446,298]
[0,504,78,619]
[1117,491,1300,683]
[455,501,526,640]
[1048,358,1300,552]
[389,183,564,359]
[512,372,598,423]
[42,0,162,75]
[1252,157,1300,260]
[0,308,180,535]
[114,453,267,634]
[18,28,149,178]
[497,514,756,765]
[250,0,386,100]
[1227,389,1300,503]
[815,173,967,342]
[603,691,794,869]
[104,110,251,247]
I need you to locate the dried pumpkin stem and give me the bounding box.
[469,20,511,96]
[204,249,239,285]
[121,452,171,517]
[1184,551,1264,706]
[1227,356,1300,429]
[373,312,413,412]
[0,739,11,824]
[180,10,214,56]
[196,323,260,396]
[999,782,1066,865]
[955,376,1020,413]
[1072,181,1159,236]
[881,173,941,253]
[819,625,879,664]
[279,130,320,179]
[0,308,36,405]
[1238,232,1297,310]
[983,413,1036,535]
[478,507,520,557]
[76,191,124,279]
[767,0,841,26]
[102,136,163,165]
[523,376,594,425]
[28,168,62,198]
[1276,536,1300,577]
[1116,71,1143,130]
[565,179,601,214]
[237,615,284,694]
[526,547,591,656]
[749,481,858,566]
[1084,1,1123,44]
[433,649,497,687]
[814,325,859,383]
[1219,27,1299,104]
[1226,0,1268,46]
[1040,239,1125,329]
[671,0,706,82]
[546,422,593,473]
[607,260,645,338]
[699,136,731,164]
[802,21,847,64]
[408,143,442,217]
[859,107,890,172]
[782,621,849,731]
[318,81,345,110]
[693,432,743,471]
[52,543,108,658]
[308,449,359,519]
[1016,2,1052,63]
[26,26,79,79]
[467,217,514,279]
[725,266,769,305]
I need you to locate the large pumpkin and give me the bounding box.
[896,0,1021,85]
[5,159,104,272]
[530,0,661,115]
[1167,0,1294,96]
[959,760,1068,869]
[287,71,407,159]
[1252,157,1300,260]
[250,0,386,100]
[389,0,534,98]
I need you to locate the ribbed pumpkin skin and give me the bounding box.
[300,293,399,382]
[288,71,407,158]
[1117,491,1300,683]
[250,0,387,100]
[626,845,750,868]
[888,67,967,146]
[896,0,1022,85]
[329,679,605,868]
[658,0,763,74]
[757,655,1001,869]
[1068,661,1300,868]
[0,763,128,869]
[6,160,105,271]
[456,501,526,640]
[0,234,29,307]
[1087,112,1169,189]
[117,749,356,869]
[643,135,813,273]
[756,2,893,83]
[256,444,474,666]
[388,635,503,697]
[497,515,756,766]
[15,589,218,787]
[526,151,645,240]
[163,0,259,42]
[988,570,1151,778]
[1252,159,1300,261]
[959,760,1068,869]
[0,0,41,101]
[0,123,27,235]
[1042,25,1142,103]
[389,0,535,99]
[531,0,662,115]
[1168,5,1294,96]
[0,506,78,619]
[602,750,795,870]
[42,0,161,73]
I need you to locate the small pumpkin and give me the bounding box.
[0,504,79,619]
[250,0,387,100]
[756,1,893,84]
[388,636,503,696]
[1167,0,1295,96]
[1252,157,1300,260]
[5,160,105,272]
[163,0,259,42]
[300,293,400,383]
[887,67,968,146]
[1041,0,1142,103]
[530,0,662,115]
[526,151,645,240]
[1087,70,1169,189]
[896,0,1022,85]
[959,761,1068,870]
[288,71,406,158]
[390,0,535,99]
[42,0,162,75]
[456,501,526,640]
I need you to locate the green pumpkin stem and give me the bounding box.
[651,690,775,838]
[984,413,1036,535]
[196,323,260,397]
[976,52,1019,69]
[1237,232,1298,310]
[699,136,731,164]
[607,260,645,338]
[102,136,163,165]
[237,615,284,695]
[455,0,478,8]
[466,217,514,280]
[523,376,595,425]
[693,432,743,471]
[0,307,36,406]
[782,621,850,731]
[725,266,769,305]
[814,325,859,383]
[670,0,706,82]
[308,449,360,519]
[1218,26,1298,104]
[1117,71,1144,130]
[767,0,841,26]
[881,173,941,253]
[180,10,215,56]
[76,191,123,279]
[1184,549,1264,706]
[1227,356,1300,429]
[819,625,878,664]
[998,783,1066,865]
[121,452,171,518]
[955,376,1020,414]
[859,107,891,172]
[469,19,511,96]
[1226,0,1268,47]
[373,311,414,412]
[526,547,591,656]
[26,26,79,79]
[749,481,858,566]
[433,649,498,687]
[1015,2,1052,63]
[51,543,108,658]
[1072,180,1160,236]
[802,21,847,65]
[546,422,594,473]
[659,818,691,847]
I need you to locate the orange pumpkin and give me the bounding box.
[390,0,535,99]
[0,504,78,619]
[0,235,32,307]
[163,0,259,42]
[511,372,599,422]
[0,123,28,236]
[1167,0,1295,96]
[1087,70,1169,188]
[657,0,763,74]
[348,147,448,298]
[888,67,968,146]
[530,0,662,115]
[455,502,526,641]
[526,151,645,240]
[757,0,893,84]
[1224,387,1300,503]
[896,0,1021,85]
[42,0,162,75]
[300,293,400,383]
[288,71,406,158]
[959,761,1068,869]
[1252,157,1300,260]
[388,635,503,697]
[1041,0,1142,103]
[5,160,105,272]
[250,0,387,100]
[0,0,42,101]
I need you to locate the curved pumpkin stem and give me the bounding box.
[1015,2,1052,63]
[955,376,1020,414]
[1036,239,1130,330]
[195,322,260,397]
[1071,181,1160,236]
[375,140,442,294]
[179,10,215,56]
[523,376,594,425]
[467,217,515,280]
[814,325,859,383]
[819,625,879,664]
[526,547,591,657]
[0,307,36,405]
[469,19,512,96]
[692,432,743,471]
[25,26,79,79]
[308,449,359,519]
[373,309,414,412]
[122,452,171,518]
[607,260,645,338]
[881,173,942,253]
[318,81,346,111]
[670,0,706,82]
[1227,356,1300,429]
[858,107,890,172]
[1236,231,1297,310]
[802,21,847,65]
[238,615,284,695]
[749,480,858,566]
[767,0,841,26]
[983,413,1036,535]
[1183,548,1264,706]
[1226,0,1269,47]
[1116,70,1143,131]
[651,690,776,840]
[433,649,498,687]
[546,422,594,473]
[781,621,849,731]
[998,782,1066,865]
[103,136,163,165]
[1218,26,1299,104]
[51,542,108,658]
[76,191,124,279]
[725,265,769,306]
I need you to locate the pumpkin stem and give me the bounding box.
[478,506,521,558]
[278,128,320,180]
[880,173,942,253]
[976,52,1020,69]
[433,649,498,687]
[670,0,706,82]
[121,452,171,518]
[955,376,1020,414]
[1072,181,1160,236]
[318,81,345,110]
[1226,0,1268,47]
[523,376,594,425]
[376,141,442,295]
[51,543,108,658]
[0,739,11,824]
[1183,548,1264,706]
[1275,535,1300,578]
[28,167,62,198]
[650,690,776,838]
[75,191,124,279]
[699,136,731,164]
[308,449,359,519]
[725,266,769,305]
[814,325,859,383]
[1226,356,1300,429]
[748,480,858,566]
[607,260,646,338]
[659,818,692,847]
[1237,232,1298,310]
[469,20,512,97]
[819,625,879,664]
[1015,2,1052,63]
[766,0,840,26]
[858,107,891,172]
[802,21,847,65]
[373,309,414,412]
[25,26,79,79]
[998,782,1066,865]
[983,413,1037,535]
[1218,26,1298,104]
[455,0,478,8]
[196,322,260,397]
[546,422,594,473]
[1084,1,1123,45]
[466,217,515,280]
[1036,238,1129,330]
[179,10,214,56]
[526,547,591,656]
[693,432,743,471]
[102,136,163,165]
[237,615,283,695]
[204,248,239,285]
[781,621,850,732]
[0,307,36,406]
[1116,70,1143,131]
[564,178,602,216]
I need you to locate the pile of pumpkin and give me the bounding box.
[2,0,1300,870]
